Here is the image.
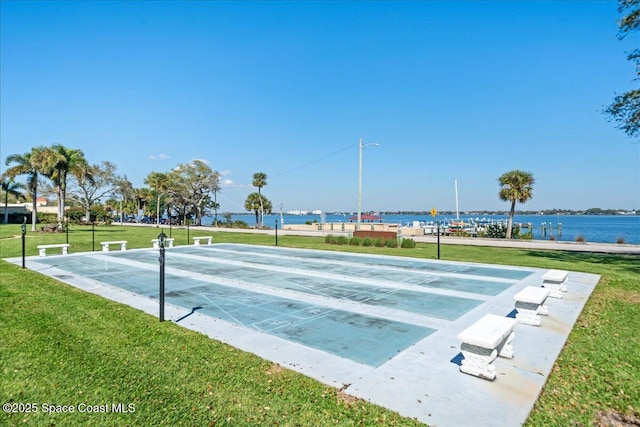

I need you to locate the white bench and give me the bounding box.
[542,269,569,299]
[100,240,127,252]
[37,244,70,257]
[152,238,174,249]
[513,286,550,326]
[193,236,213,245]
[457,314,517,381]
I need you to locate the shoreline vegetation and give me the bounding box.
[292,209,639,216]
[1,224,639,427]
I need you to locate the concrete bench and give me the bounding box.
[193,236,213,245]
[513,286,550,326]
[37,244,70,257]
[100,240,127,252]
[457,314,517,381]
[152,238,174,249]
[542,269,569,299]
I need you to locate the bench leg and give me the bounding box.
[515,301,543,326]
[120,243,126,251]
[206,238,212,245]
[168,241,174,248]
[194,240,200,246]
[102,245,110,252]
[39,248,46,257]
[496,331,515,359]
[545,281,567,299]
[62,246,68,255]
[153,242,159,249]
[547,285,564,299]
[539,303,549,316]
[460,343,498,381]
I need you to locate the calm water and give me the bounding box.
[204,213,640,245]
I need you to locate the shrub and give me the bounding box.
[485,223,521,239]
[576,235,586,243]
[349,237,362,246]
[616,236,626,244]
[401,238,416,248]
[325,235,337,244]
[36,212,58,224]
[362,237,372,247]
[373,238,385,247]
[336,236,349,245]
[384,239,398,248]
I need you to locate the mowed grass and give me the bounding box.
[1,223,639,426]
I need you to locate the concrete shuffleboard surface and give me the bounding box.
[8,243,600,427]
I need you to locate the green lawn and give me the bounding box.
[1,223,638,426]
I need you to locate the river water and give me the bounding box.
[203,213,640,245]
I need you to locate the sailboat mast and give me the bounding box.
[455,179,459,220]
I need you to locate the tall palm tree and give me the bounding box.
[4,148,42,231]
[498,170,535,239]
[145,172,170,226]
[1,178,25,224]
[252,172,267,228]
[33,144,87,230]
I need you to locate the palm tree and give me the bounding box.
[245,192,272,227]
[4,148,42,231]
[33,144,87,230]
[1,178,25,224]
[252,172,267,228]
[132,187,154,222]
[145,172,170,226]
[498,170,535,239]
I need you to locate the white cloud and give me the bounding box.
[222,179,234,186]
[148,153,170,160]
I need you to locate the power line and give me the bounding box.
[269,142,357,179]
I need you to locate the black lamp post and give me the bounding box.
[21,216,27,269]
[158,230,167,322]
[436,221,441,260]
[275,219,278,246]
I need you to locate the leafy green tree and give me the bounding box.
[245,192,272,227]
[605,0,640,139]
[165,161,221,226]
[498,170,535,239]
[68,161,122,221]
[33,144,88,230]
[252,172,267,228]
[3,147,43,230]
[0,178,25,224]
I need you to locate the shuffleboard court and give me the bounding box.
[11,243,599,427]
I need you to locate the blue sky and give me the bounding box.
[1,1,638,213]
